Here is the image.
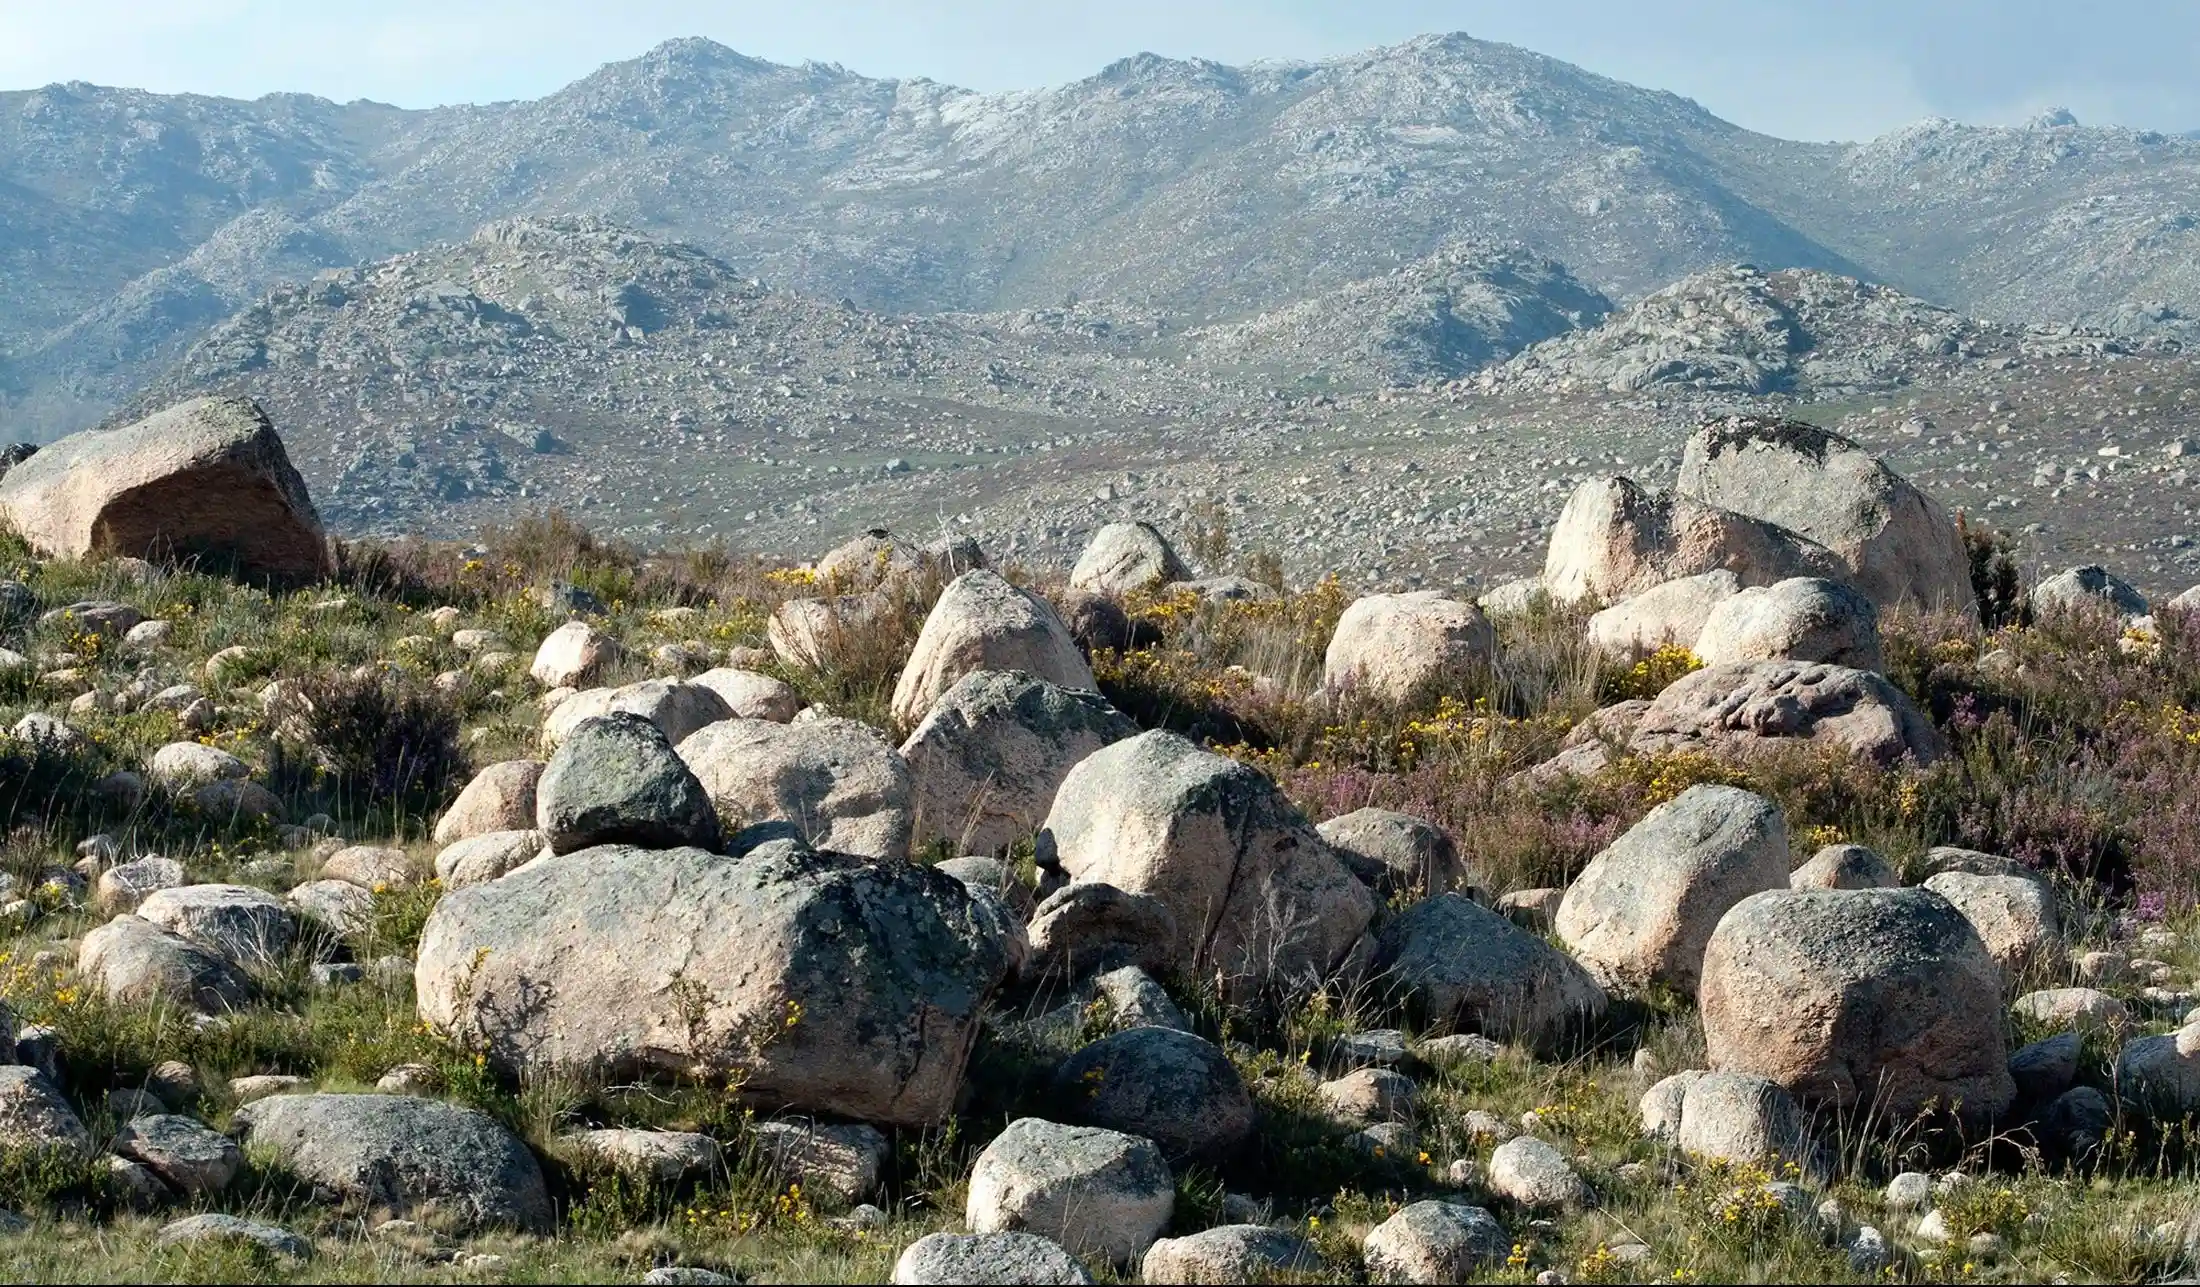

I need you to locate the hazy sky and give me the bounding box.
[4,0,2196,143]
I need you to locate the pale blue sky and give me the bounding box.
[2,0,2196,142]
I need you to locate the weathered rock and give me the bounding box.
[156,1213,311,1259]
[227,1074,308,1103]
[2010,988,2126,1033]
[752,1120,889,1203]
[1543,474,1845,604]
[1629,660,1947,766]
[2032,565,2149,619]
[1913,846,2044,886]
[1085,966,1191,1033]
[146,742,247,791]
[901,671,1134,856]
[1039,731,1373,988]
[1318,1067,1417,1125]
[417,844,1014,1126]
[1922,872,2058,981]
[966,1118,1173,1267]
[1419,1033,1506,1070]
[1789,844,1897,890]
[767,593,894,670]
[816,529,926,589]
[2041,1085,2113,1164]
[286,879,376,937]
[1487,1136,1588,1208]
[1375,893,1607,1050]
[432,830,545,889]
[79,915,250,1012]
[1142,1226,1321,1284]
[1640,1070,1704,1142]
[1557,784,1789,996]
[530,620,620,688]
[0,1066,89,1156]
[1677,417,1974,615]
[1322,592,1496,703]
[320,845,417,890]
[564,1128,723,1186]
[1585,571,1741,659]
[536,712,721,854]
[1673,1071,1821,1177]
[2007,1032,2082,1102]
[1025,882,1179,983]
[93,856,186,915]
[135,883,295,966]
[1361,1201,1510,1283]
[1699,888,2014,1127]
[1692,577,1884,672]
[892,1231,1095,1285]
[432,760,543,843]
[1055,590,1155,657]
[115,1114,242,1193]
[541,678,734,751]
[190,778,284,822]
[0,396,328,581]
[2114,1021,2200,1116]
[1068,523,1190,595]
[1317,808,1466,898]
[891,572,1092,728]
[678,716,913,861]
[233,1093,551,1231]
[688,668,801,722]
[1052,1027,1254,1161]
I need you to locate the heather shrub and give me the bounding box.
[264,669,467,824]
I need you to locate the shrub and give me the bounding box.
[265,669,466,822]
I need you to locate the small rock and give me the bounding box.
[1487,1136,1588,1208]
[156,1213,311,1259]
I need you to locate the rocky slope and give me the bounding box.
[14,34,2200,437]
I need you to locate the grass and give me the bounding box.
[0,510,2197,1281]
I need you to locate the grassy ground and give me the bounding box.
[0,513,2194,1282]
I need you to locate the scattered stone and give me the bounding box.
[1318,808,1467,898]
[901,670,1135,856]
[1322,591,1496,703]
[539,677,733,750]
[892,1231,1094,1285]
[1556,784,1789,996]
[1419,1033,1505,1070]
[0,396,329,581]
[753,1120,889,1204]
[1542,474,1844,605]
[1362,1201,1511,1283]
[433,830,545,889]
[2032,565,2149,619]
[565,1128,723,1186]
[2007,1032,2082,1102]
[2010,988,2127,1032]
[1922,871,2059,980]
[0,1067,89,1156]
[78,914,252,1013]
[1691,577,1884,671]
[156,1213,312,1259]
[1331,1028,1412,1071]
[1040,730,1373,986]
[536,711,721,854]
[529,620,619,688]
[1673,1071,1822,1178]
[320,845,417,890]
[1699,888,2013,1127]
[228,1074,308,1104]
[1487,1136,1589,1208]
[1374,892,1608,1051]
[1141,1225,1321,1283]
[417,843,1014,1126]
[233,1093,551,1232]
[1053,1026,1255,1161]
[688,667,802,722]
[1319,1067,1417,1125]
[375,1063,440,1095]
[93,856,186,915]
[891,571,1092,727]
[965,1118,1173,1266]
[678,716,913,860]
[114,1114,242,1193]
[1069,522,1190,594]
[2114,1021,2200,1115]
[146,742,248,791]
[135,883,296,966]
[1586,571,1741,659]
[432,760,543,843]
[1024,882,1178,983]
[1789,843,1896,890]
[1086,966,1191,1033]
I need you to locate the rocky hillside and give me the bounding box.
[13,34,2200,437]
[1183,241,1612,388]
